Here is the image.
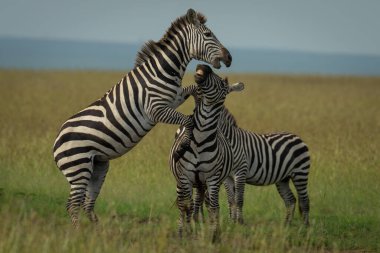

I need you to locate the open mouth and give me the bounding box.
[211,48,232,69]
[212,59,222,69]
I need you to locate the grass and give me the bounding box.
[0,69,379,252]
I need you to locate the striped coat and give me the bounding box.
[184,83,311,225]
[53,9,232,227]
[169,64,244,241]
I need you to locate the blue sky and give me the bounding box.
[1,0,380,55]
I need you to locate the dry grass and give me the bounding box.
[0,69,379,252]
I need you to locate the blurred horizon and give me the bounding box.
[1,0,380,75]
[1,36,380,76]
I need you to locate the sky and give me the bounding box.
[1,0,380,56]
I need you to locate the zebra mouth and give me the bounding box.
[212,60,222,69]
[212,48,232,69]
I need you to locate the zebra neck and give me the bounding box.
[162,25,192,75]
[149,41,191,81]
[218,120,238,143]
[217,107,238,133]
[192,102,223,143]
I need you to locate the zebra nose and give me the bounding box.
[221,47,232,67]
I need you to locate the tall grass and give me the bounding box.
[0,70,379,252]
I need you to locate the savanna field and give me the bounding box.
[0,70,379,252]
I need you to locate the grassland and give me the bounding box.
[0,69,379,252]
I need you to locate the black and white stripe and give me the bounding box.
[169,65,244,241]
[219,108,311,225]
[180,87,311,225]
[53,9,232,227]
[182,83,311,225]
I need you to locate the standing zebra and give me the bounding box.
[169,64,244,241]
[53,9,232,227]
[220,109,311,226]
[184,84,311,225]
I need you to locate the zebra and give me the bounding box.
[219,109,311,226]
[53,9,232,228]
[183,84,311,226]
[169,64,244,241]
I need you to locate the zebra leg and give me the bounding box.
[173,84,198,107]
[62,158,93,228]
[66,184,87,228]
[223,176,236,221]
[147,105,194,152]
[83,159,109,224]
[66,176,92,228]
[203,188,210,222]
[206,184,221,243]
[186,198,194,228]
[193,185,205,223]
[234,169,248,224]
[176,183,193,238]
[275,177,296,226]
[292,172,310,226]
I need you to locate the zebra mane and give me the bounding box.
[134,40,158,68]
[192,84,238,127]
[134,12,207,68]
[221,107,238,127]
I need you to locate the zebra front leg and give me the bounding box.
[176,184,193,238]
[193,185,206,223]
[178,202,193,238]
[173,84,198,108]
[148,105,193,128]
[83,159,109,224]
[147,105,193,150]
[206,184,221,243]
[223,176,236,222]
[234,169,248,224]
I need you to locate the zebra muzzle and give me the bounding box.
[221,47,232,68]
[212,47,232,69]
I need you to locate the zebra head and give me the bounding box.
[186,9,232,69]
[194,64,244,105]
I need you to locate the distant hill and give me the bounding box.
[1,37,380,76]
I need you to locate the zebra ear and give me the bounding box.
[194,64,212,84]
[228,82,245,93]
[187,9,201,27]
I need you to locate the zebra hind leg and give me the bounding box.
[65,167,93,228]
[275,177,296,226]
[83,158,110,224]
[292,172,310,226]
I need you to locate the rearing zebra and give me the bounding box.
[53,9,232,227]
[169,64,244,241]
[185,84,311,225]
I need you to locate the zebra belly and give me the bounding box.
[54,116,155,167]
[98,123,154,160]
[244,154,297,186]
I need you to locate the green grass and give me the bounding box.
[1,70,379,252]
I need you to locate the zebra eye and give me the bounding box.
[203,31,212,37]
